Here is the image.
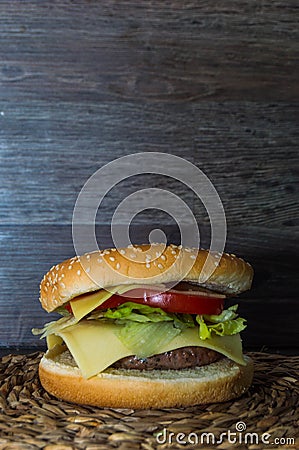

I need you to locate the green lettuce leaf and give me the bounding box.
[95,302,195,357]
[31,315,78,339]
[115,321,181,358]
[196,305,246,340]
[202,304,239,323]
[103,302,173,322]
[99,302,195,329]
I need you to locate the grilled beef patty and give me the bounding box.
[112,346,221,370]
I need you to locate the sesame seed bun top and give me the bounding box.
[40,244,253,312]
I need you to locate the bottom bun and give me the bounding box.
[39,351,253,409]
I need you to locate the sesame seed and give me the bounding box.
[111,248,116,252]
[61,265,64,269]
[171,250,176,255]
[116,263,120,270]
[130,253,136,259]
[185,248,191,252]
[44,286,48,292]
[146,263,150,268]
[77,270,81,276]
[161,255,166,260]
[145,254,151,260]
[46,282,49,287]
[61,274,65,278]
[109,256,115,262]
[85,267,90,273]
[158,263,163,269]
[190,255,196,259]
[60,282,66,288]
[86,255,90,260]
[68,265,72,270]
[120,249,126,255]
[178,245,183,249]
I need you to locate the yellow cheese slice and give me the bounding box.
[46,333,64,349]
[70,289,117,321]
[55,320,245,378]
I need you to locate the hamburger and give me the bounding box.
[33,243,254,408]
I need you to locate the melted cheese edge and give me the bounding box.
[47,320,245,379]
[70,288,118,321]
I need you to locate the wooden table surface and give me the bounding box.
[0,1,298,354]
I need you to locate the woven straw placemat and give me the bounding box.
[0,352,298,450]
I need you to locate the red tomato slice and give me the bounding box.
[65,303,72,313]
[99,288,224,315]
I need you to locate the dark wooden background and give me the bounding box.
[0,1,298,355]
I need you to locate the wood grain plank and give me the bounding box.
[0,101,297,229]
[0,1,298,102]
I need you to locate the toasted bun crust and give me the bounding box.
[40,244,253,312]
[39,353,253,409]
